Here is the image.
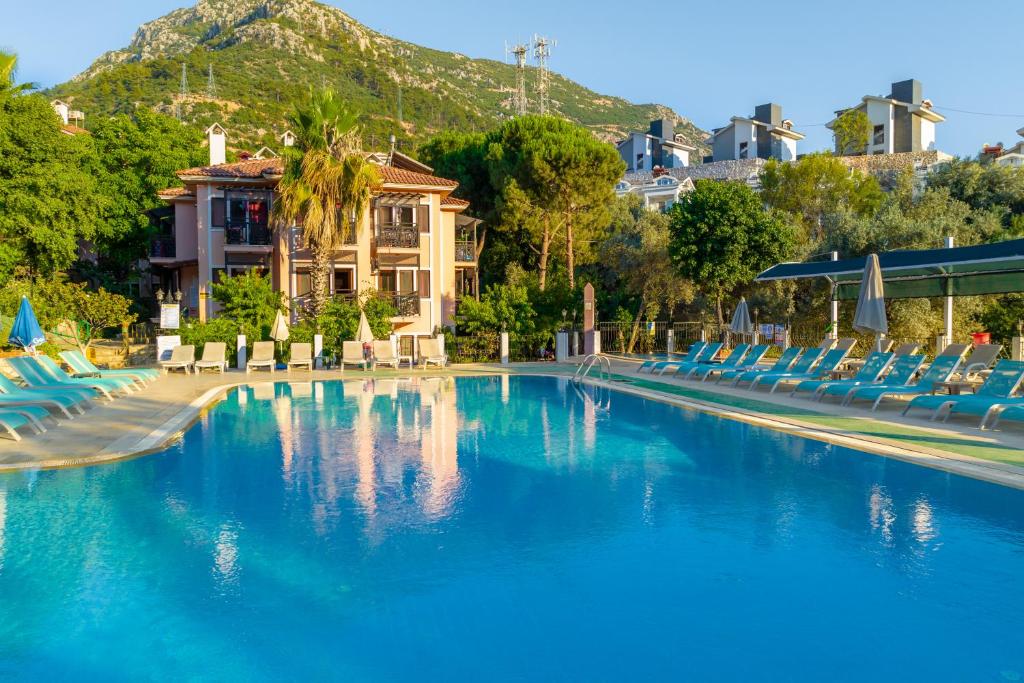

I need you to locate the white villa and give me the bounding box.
[828,79,944,156]
[617,119,696,172]
[708,103,804,163]
[614,174,695,211]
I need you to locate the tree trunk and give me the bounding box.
[538,219,552,292]
[715,294,724,327]
[626,301,646,354]
[475,226,487,261]
[309,243,331,318]
[565,211,575,291]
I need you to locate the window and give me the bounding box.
[398,270,415,294]
[391,206,415,226]
[295,270,312,298]
[211,197,226,228]
[379,270,397,293]
[873,124,885,146]
[636,153,644,169]
[738,142,749,159]
[333,268,354,295]
[418,269,430,298]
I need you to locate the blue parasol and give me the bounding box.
[8,296,46,351]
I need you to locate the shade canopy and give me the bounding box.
[730,298,753,334]
[8,296,46,350]
[356,312,374,343]
[755,238,1024,300]
[270,311,290,342]
[852,254,888,336]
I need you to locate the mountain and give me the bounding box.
[48,0,708,156]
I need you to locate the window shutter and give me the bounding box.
[417,205,430,233]
[418,270,430,298]
[211,198,226,228]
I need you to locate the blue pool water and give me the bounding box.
[1,375,1023,681]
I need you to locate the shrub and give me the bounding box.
[179,318,240,365]
[211,270,285,339]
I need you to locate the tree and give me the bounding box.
[274,89,379,317]
[88,109,204,276]
[832,109,872,156]
[668,180,796,325]
[211,269,285,339]
[486,116,624,290]
[760,152,884,243]
[598,195,696,352]
[0,51,35,98]
[455,282,536,337]
[926,158,1024,230]
[0,93,101,284]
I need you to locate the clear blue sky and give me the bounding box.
[5,0,1024,156]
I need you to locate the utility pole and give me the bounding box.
[396,83,403,123]
[532,35,555,116]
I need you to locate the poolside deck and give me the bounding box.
[1,360,1023,488]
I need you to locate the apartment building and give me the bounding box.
[617,119,696,172]
[828,79,945,155]
[708,103,804,162]
[149,125,481,353]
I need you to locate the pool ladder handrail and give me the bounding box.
[572,354,611,384]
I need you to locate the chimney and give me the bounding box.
[890,79,923,105]
[206,123,227,165]
[754,103,782,126]
[649,118,674,141]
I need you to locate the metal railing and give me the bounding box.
[150,236,176,258]
[572,354,611,384]
[377,224,419,248]
[225,218,272,246]
[389,292,420,317]
[455,240,476,262]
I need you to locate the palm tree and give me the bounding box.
[0,51,36,97]
[274,89,379,318]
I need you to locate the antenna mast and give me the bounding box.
[509,42,529,117]
[176,63,189,120]
[206,64,216,99]
[532,35,555,115]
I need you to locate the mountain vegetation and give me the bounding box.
[48,0,707,155]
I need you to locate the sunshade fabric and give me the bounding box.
[853,254,888,336]
[730,298,753,334]
[755,238,1024,300]
[270,311,290,342]
[8,297,46,350]
[356,312,374,343]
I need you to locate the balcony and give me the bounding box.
[226,218,272,246]
[150,236,176,259]
[388,292,420,317]
[455,240,476,263]
[377,224,419,249]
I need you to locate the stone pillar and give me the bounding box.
[555,332,569,362]
[500,332,510,365]
[1013,336,1024,361]
[571,332,579,357]
[582,282,598,355]
[666,328,674,354]
[314,334,323,369]
[237,334,247,369]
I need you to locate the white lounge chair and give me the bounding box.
[418,338,448,368]
[287,343,313,372]
[246,341,276,373]
[161,345,195,375]
[341,342,368,372]
[194,342,228,374]
[372,340,400,370]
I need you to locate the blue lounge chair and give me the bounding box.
[0,374,85,419]
[696,344,770,382]
[6,357,110,402]
[982,401,1024,430]
[843,346,969,410]
[740,347,827,391]
[719,346,801,385]
[790,351,894,400]
[816,354,925,404]
[679,344,750,380]
[33,356,138,396]
[760,347,853,394]
[0,409,45,441]
[639,342,705,373]
[60,349,158,386]
[903,360,1024,426]
[663,342,724,376]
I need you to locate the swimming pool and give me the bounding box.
[0,375,1021,681]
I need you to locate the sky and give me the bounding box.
[5,0,1024,156]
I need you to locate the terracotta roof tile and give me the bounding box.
[60,124,89,136]
[176,157,459,189]
[441,196,470,210]
[157,186,194,199]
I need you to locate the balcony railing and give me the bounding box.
[226,218,272,246]
[150,236,176,259]
[455,240,476,262]
[387,291,420,317]
[378,224,419,248]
